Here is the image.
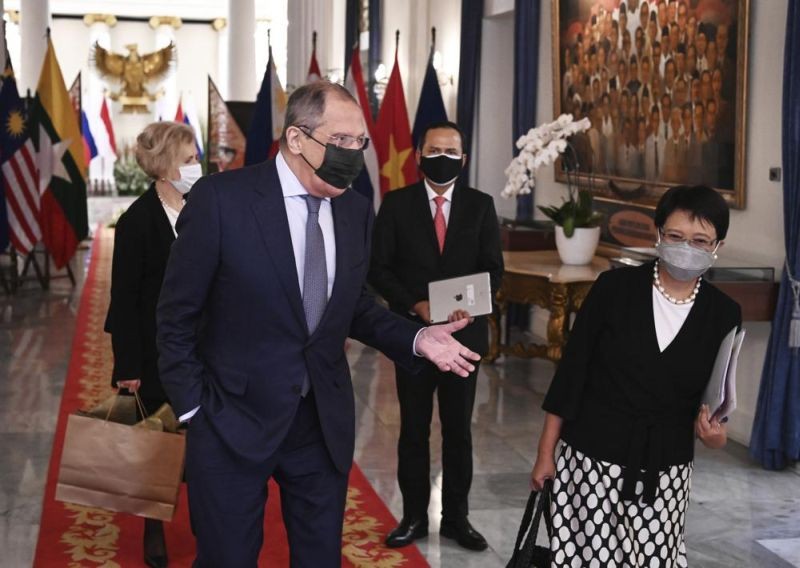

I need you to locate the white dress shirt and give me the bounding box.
[424,180,455,224]
[276,151,336,299]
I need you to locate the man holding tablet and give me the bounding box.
[369,121,504,552]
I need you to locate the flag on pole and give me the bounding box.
[68,72,81,124]
[80,110,98,163]
[307,31,322,83]
[174,99,184,123]
[245,38,287,166]
[181,94,205,160]
[31,35,88,269]
[207,75,246,172]
[374,33,417,197]
[0,52,37,253]
[344,45,380,209]
[411,29,448,148]
[99,97,117,157]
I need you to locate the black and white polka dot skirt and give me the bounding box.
[549,442,692,568]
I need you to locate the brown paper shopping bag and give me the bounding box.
[55,395,186,521]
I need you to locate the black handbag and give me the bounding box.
[506,480,553,568]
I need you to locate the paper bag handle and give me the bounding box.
[104,391,148,422]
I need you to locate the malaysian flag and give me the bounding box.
[0,51,40,254]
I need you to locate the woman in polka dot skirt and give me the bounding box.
[530,186,742,568]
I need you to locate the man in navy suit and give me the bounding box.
[156,81,480,567]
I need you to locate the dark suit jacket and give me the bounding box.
[368,181,504,355]
[156,158,420,473]
[104,184,174,403]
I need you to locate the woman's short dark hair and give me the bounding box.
[654,185,730,240]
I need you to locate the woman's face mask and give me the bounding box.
[168,163,203,195]
[655,238,719,281]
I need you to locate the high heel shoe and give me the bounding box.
[143,518,169,568]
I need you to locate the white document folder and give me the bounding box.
[702,326,746,421]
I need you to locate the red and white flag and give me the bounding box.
[307,31,322,83]
[99,97,117,157]
[344,46,380,209]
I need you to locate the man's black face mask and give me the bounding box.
[299,129,365,189]
[419,154,463,186]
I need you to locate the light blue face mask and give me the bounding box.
[169,163,203,195]
[655,239,719,281]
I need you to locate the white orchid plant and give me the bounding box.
[502,113,601,237]
[502,113,591,198]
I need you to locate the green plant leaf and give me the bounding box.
[562,216,575,237]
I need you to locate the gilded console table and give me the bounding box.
[487,251,610,363]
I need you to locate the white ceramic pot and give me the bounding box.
[555,226,601,265]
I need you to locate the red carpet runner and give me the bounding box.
[33,226,429,567]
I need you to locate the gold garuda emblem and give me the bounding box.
[91,42,175,113]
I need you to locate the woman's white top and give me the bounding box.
[161,201,180,238]
[652,286,694,352]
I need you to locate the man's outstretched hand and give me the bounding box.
[414,318,481,377]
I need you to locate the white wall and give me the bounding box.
[381,0,461,124]
[475,10,515,219]
[475,0,790,446]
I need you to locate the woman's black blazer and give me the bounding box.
[104,184,175,403]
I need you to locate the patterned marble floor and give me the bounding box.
[1,247,799,567]
[349,343,800,568]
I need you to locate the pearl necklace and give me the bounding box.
[653,261,701,305]
[156,182,183,213]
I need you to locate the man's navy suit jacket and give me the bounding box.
[156,158,420,473]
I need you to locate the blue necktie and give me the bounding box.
[300,195,328,396]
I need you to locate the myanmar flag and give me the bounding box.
[32,37,88,269]
[374,52,417,198]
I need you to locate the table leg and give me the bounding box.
[486,295,506,363]
[546,283,568,362]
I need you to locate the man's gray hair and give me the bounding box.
[280,81,358,145]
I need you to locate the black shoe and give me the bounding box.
[144,518,169,567]
[144,554,168,568]
[385,517,429,548]
[440,518,488,551]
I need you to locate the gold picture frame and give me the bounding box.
[551,0,750,212]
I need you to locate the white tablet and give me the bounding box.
[428,272,493,324]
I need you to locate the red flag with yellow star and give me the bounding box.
[374,53,417,197]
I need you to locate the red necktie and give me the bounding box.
[433,196,446,253]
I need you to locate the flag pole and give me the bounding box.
[267,28,273,67]
[312,30,317,53]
